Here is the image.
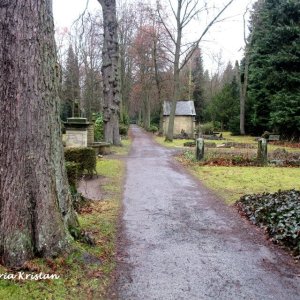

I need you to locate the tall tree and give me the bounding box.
[74,12,104,121]
[0,0,78,268]
[235,3,258,135]
[157,0,234,141]
[118,1,136,124]
[206,76,240,130]
[83,67,103,121]
[61,45,81,120]
[191,48,206,123]
[247,0,300,138]
[98,0,121,145]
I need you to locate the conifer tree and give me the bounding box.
[61,45,81,120]
[247,0,300,138]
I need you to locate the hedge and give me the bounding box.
[65,161,81,186]
[65,147,96,176]
[119,123,129,136]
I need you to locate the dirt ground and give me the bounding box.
[109,126,300,300]
[78,177,105,201]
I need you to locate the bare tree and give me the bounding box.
[77,12,104,121]
[0,0,78,268]
[98,0,121,145]
[157,0,234,141]
[118,1,136,123]
[236,7,250,135]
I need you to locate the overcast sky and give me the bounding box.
[53,0,255,73]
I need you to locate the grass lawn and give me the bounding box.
[155,132,299,153]
[155,136,193,148]
[221,131,257,144]
[189,165,300,205]
[154,132,256,148]
[0,143,130,299]
[111,138,131,155]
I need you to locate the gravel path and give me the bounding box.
[114,125,300,300]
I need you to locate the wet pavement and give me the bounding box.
[114,126,300,300]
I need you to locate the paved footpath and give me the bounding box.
[114,126,300,300]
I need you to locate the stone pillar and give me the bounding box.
[64,118,90,148]
[196,138,204,161]
[257,138,268,166]
[87,124,94,146]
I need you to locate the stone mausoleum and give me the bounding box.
[163,100,196,138]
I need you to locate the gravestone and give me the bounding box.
[196,138,204,161]
[257,138,268,166]
[268,134,280,141]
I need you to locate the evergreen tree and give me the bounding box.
[61,45,81,121]
[247,0,300,138]
[205,76,240,130]
[192,50,206,123]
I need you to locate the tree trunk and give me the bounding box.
[235,60,246,135]
[0,0,78,268]
[98,0,121,145]
[241,53,250,135]
[166,1,182,142]
[143,91,151,131]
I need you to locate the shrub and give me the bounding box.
[65,161,81,186]
[122,113,130,125]
[65,147,96,176]
[212,121,222,131]
[149,125,158,133]
[119,123,129,136]
[237,190,300,255]
[183,141,196,147]
[199,122,214,135]
[262,131,271,139]
[94,114,104,141]
[228,116,240,135]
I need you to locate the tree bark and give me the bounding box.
[98,0,121,145]
[0,0,78,268]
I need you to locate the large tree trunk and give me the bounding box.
[0,0,78,268]
[98,0,121,145]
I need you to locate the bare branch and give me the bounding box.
[72,0,90,28]
[182,0,200,27]
[156,5,176,45]
[179,0,234,71]
[167,0,177,19]
[161,43,176,56]
[243,5,250,44]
